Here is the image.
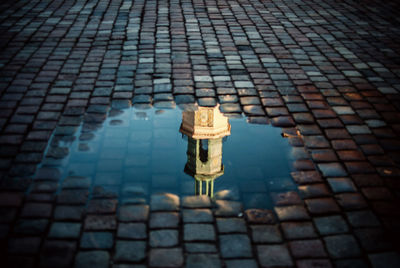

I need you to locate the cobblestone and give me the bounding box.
[1,0,400,266]
[219,234,252,258]
[149,248,183,267]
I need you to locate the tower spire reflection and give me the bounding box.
[180,105,231,197]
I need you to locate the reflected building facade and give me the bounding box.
[180,105,231,197]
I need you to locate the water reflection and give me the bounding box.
[180,105,231,197]
[34,103,295,209]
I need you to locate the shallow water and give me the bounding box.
[35,105,295,209]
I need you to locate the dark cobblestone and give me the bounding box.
[1,0,400,265]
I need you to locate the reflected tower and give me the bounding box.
[180,105,231,197]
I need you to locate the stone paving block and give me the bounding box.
[219,234,252,258]
[182,196,211,208]
[57,189,89,205]
[281,221,318,240]
[346,210,380,228]
[40,240,76,268]
[317,163,348,177]
[54,205,85,220]
[289,239,327,258]
[84,215,116,231]
[214,200,243,217]
[20,203,52,218]
[150,193,179,211]
[305,198,341,214]
[87,199,118,214]
[216,218,247,233]
[327,178,357,193]
[185,254,221,268]
[114,241,146,262]
[185,243,217,253]
[8,237,41,254]
[354,228,392,252]
[118,205,149,222]
[270,191,302,206]
[250,225,283,243]
[324,234,361,259]
[80,232,114,249]
[274,205,310,221]
[48,222,81,238]
[5,256,35,268]
[149,248,183,267]
[257,244,293,267]
[184,224,216,242]
[13,219,48,235]
[313,215,349,235]
[183,209,213,223]
[75,251,109,268]
[298,184,331,198]
[150,230,179,247]
[149,212,179,229]
[297,259,333,268]
[225,259,258,268]
[117,223,147,239]
[368,252,400,268]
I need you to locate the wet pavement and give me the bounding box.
[1,0,400,267]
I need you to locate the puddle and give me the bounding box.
[35,104,296,209]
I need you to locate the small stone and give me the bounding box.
[289,239,327,258]
[48,222,81,238]
[244,209,276,224]
[182,196,211,208]
[274,206,310,221]
[257,245,293,267]
[368,252,400,268]
[318,163,348,177]
[151,193,180,211]
[219,234,252,258]
[346,210,380,228]
[225,259,258,268]
[184,224,216,241]
[183,209,213,223]
[214,200,243,217]
[21,203,52,218]
[251,225,283,243]
[80,232,113,249]
[87,199,118,214]
[40,240,76,268]
[74,251,109,268]
[216,218,247,233]
[185,254,221,268]
[281,221,317,240]
[117,223,147,239]
[297,259,333,268]
[149,248,183,267]
[84,215,116,231]
[8,237,41,254]
[13,219,48,235]
[54,206,84,220]
[327,178,357,193]
[114,241,146,262]
[305,198,341,214]
[324,235,361,259]
[185,243,217,253]
[118,205,149,222]
[150,230,179,247]
[313,215,349,235]
[150,212,180,229]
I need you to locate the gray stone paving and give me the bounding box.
[1,0,400,267]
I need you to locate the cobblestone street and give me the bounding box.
[1,0,400,267]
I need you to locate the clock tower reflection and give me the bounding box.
[180,105,231,197]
